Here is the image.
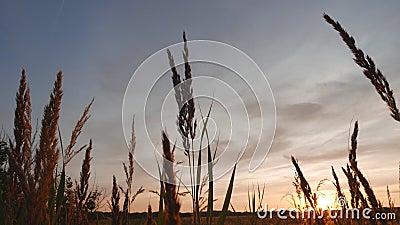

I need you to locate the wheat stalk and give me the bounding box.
[291,156,315,210]
[6,70,63,225]
[4,69,95,225]
[342,164,366,209]
[387,186,395,210]
[290,156,324,225]
[121,117,144,225]
[72,140,92,225]
[146,204,155,225]
[162,131,181,225]
[63,98,94,166]
[111,175,121,225]
[348,121,381,211]
[167,32,196,154]
[331,166,347,209]
[324,14,400,122]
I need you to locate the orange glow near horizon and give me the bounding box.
[317,195,335,210]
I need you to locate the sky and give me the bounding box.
[1,1,400,212]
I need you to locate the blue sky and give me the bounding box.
[1,1,400,212]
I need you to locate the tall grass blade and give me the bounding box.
[195,140,201,225]
[54,168,66,224]
[198,102,213,225]
[147,204,154,225]
[206,142,213,225]
[156,157,164,225]
[217,163,237,225]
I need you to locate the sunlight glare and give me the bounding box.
[317,195,333,210]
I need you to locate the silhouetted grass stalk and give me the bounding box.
[167,32,199,224]
[4,70,94,225]
[162,131,181,225]
[291,156,323,225]
[324,14,400,122]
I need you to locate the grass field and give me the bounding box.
[1,14,399,225]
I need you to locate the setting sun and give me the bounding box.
[317,195,333,210]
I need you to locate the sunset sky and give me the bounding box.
[1,1,400,212]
